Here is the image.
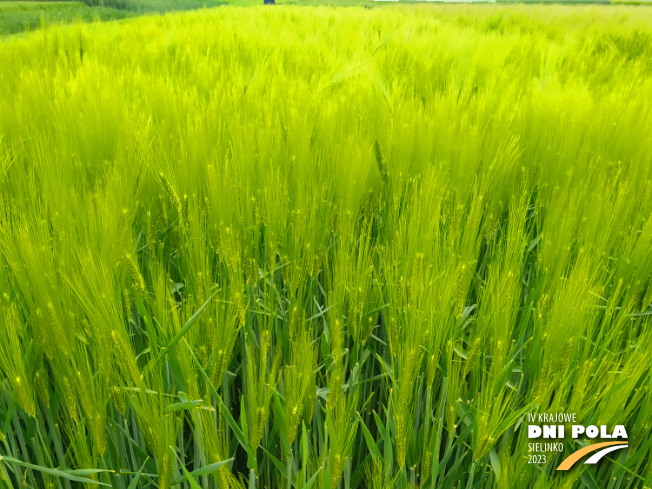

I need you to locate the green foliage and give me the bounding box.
[0,2,130,36]
[0,4,652,489]
[0,0,227,37]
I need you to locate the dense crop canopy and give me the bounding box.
[0,5,652,488]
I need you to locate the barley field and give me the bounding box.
[0,4,651,488]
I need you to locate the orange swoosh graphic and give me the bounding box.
[556,442,628,470]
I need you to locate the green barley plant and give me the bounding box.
[1,4,652,489]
